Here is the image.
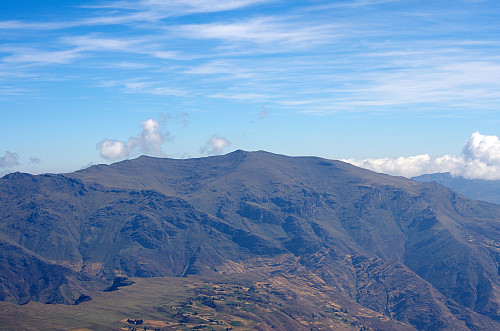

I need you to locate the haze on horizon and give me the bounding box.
[1,0,500,179]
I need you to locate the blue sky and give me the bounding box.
[1,0,500,179]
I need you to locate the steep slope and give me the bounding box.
[413,172,500,205]
[1,150,500,330]
[0,172,265,285]
[0,236,92,305]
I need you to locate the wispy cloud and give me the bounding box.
[29,157,41,165]
[0,32,190,72]
[103,61,151,69]
[161,112,190,128]
[354,57,500,110]
[0,151,19,168]
[123,80,185,96]
[96,79,185,96]
[0,20,73,30]
[82,0,275,17]
[258,105,269,119]
[0,86,35,96]
[174,17,340,51]
[152,50,187,60]
[1,0,500,118]
[1,0,275,30]
[61,35,140,51]
[303,0,399,11]
[269,49,500,114]
[209,92,268,101]
[1,48,81,64]
[183,60,256,78]
[200,135,231,155]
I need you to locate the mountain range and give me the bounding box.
[1,150,500,330]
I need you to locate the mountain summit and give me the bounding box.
[1,151,500,330]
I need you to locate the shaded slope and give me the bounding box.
[0,236,90,305]
[0,172,282,280]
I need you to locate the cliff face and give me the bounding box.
[1,150,500,330]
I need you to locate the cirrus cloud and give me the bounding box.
[344,132,500,180]
[0,151,19,168]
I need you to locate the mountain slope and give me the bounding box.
[412,172,500,205]
[1,150,500,330]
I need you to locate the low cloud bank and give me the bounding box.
[97,118,171,161]
[344,132,500,180]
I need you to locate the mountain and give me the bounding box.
[412,172,500,205]
[1,150,500,330]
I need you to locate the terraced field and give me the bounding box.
[0,272,408,331]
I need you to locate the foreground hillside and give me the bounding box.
[1,150,500,330]
[0,274,415,331]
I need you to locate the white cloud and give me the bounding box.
[123,80,185,96]
[306,0,400,11]
[85,0,274,18]
[344,132,500,180]
[152,51,183,60]
[98,80,185,96]
[209,92,267,101]
[2,48,80,64]
[0,151,19,168]
[462,132,500,165]
[62,35,139,51]
[174,17,337,50]
[0,86,35,96]
[184,60,255,78]
[0,20,73,30]
[79,0,277,27]
[98,139,130,160]
[2,0,500,120]
[97,118,171,161]
[137,118,166,154]
[359,60,500,109]
[200,135,231,155]
[1,0,274,30]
